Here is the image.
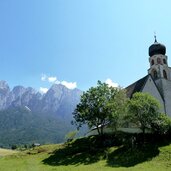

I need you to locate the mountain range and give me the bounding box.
[0,80,84,148]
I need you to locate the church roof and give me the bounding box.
[126,75,149,98]
[126,74,164,102]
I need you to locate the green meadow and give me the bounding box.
[0,148,17,157]
[0,136,171,171]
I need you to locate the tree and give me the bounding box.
[107,87,128,130]
[151,113,171,135]
[127,92,160,135]
[11,144,17,150]
[73,81,127,135]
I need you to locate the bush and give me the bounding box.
[11,144,17,150]
[151,113,171,135]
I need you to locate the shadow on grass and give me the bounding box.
[106,144,159,167]
[42,137,107,166]
[42,134,170,167]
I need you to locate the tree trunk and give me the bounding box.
[142,127,145,144]
[100,126,103,135]
[97,126,100,135]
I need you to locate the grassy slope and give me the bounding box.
[0,148,17,157]
[0,140,171,171]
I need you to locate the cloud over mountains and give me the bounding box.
[40,74,77,93]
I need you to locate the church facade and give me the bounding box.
[126,37,171,117]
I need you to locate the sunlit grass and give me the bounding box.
[0,148,17,157]
[0,137,171,171]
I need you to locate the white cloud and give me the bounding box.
[41,74,59,83]
[105,78,119,88]
[41,74,77,89]
[39,87,48,94]
[41,74,47,81]
[48,77,57,83]
[61,81,77,89]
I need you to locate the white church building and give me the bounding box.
[87,37,171,136]
[126,36,171,117]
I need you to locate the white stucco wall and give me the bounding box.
[159,79,171,117]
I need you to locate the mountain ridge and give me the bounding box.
[0,80,82,115]
[0,80,84,148]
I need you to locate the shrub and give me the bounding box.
[151,113,171,135]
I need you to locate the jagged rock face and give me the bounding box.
[0,81,10,94]
[28,92,42,112]
[9,86,28,107]
[41,84,65,113]
[0,81,10,109]
[0,81,82,118]
[40,84,82,116]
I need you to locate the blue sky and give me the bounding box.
[0,0,171,92]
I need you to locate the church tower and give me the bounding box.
[148,36,171,115]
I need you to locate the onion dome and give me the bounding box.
[149,36,166,57]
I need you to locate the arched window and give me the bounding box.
[163,70,167,79]
[151,59,154,66]
[157,58,162,64]
[163,59,167,64]
[153,70,158,79]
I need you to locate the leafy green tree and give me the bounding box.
[107,88,128,130]
[127,92,160,135]
[73,81,127,135]
[151,113,171,134]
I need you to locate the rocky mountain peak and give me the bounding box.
[12,86,25,95]
[0,80,82,117]
[0,80,10,92]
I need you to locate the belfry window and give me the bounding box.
[163,59,167,64]
[151,59,154,66]
[157,58,162,64]
[163,70,167,79]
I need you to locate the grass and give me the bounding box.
[0,148,17,157]
[0,136,171,171]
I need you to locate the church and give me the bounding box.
[126,36,171,117]
[87,37,171,136]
